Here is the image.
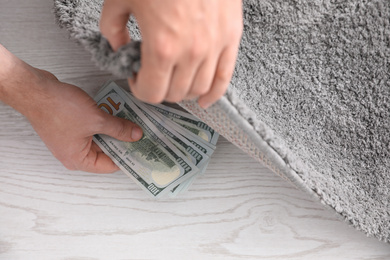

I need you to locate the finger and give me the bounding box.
[81,142,120,173]
[165,35,207,103]
[165,63,199,103]
[100,0,131,51]
[187,55,218,100]
[98,111,143,142]
[198,46,238,109]
[131,42,175,103]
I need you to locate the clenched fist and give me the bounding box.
[100,0,243,108]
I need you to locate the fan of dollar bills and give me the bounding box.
[93,81,219,198]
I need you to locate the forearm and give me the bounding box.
[0,44,49,118]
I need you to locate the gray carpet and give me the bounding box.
[54,0,390,242]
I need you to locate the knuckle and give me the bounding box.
[100,23,127,40]
[189,44,205,61]
[215,66,232,82]
[217,84,229,96]
[155,45,175,63]
[229,21,243,40]
[208,30,218,44]
[154,34,176,61]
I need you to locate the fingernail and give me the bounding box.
[131,127,143,140]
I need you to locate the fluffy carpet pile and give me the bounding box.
[54,0,390,242]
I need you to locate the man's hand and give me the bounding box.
[0,45,143,173]
[100,0,243,109]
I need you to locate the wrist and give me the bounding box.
[0,44,49,118]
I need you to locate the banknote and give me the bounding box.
[147,103,219,146]
[93,82,199,198]
[93,81,219,197]
[127,93,210,169]
[122,90,216,155]
[162,117,216,154]
[124,92,212,197]
[169,161,210,197]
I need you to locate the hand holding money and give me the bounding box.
[27,79,144,173]
[0,43,218,197]
[0,44,143,173]
[94,81,219,198]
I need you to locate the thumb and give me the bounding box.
[98,112,143,142]
[100,0,132,51]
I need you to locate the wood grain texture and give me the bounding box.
[0,0,389,259]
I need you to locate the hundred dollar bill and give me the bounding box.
[142,109,214,196]
[163,117,216,154]
[93,82,199,198]
[122,91,216,156]
[95,81,219,197]
[123,90,212,197]
[169,161,210,197]
[127,94,210,168]
[146,103,219,146]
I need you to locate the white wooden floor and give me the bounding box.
[0,0,389,259]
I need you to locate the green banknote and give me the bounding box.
[128,94,210,168]
[123,91,212,197]
[122,90,215,156]
[93,82,199,198]
[147,103,219,146]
